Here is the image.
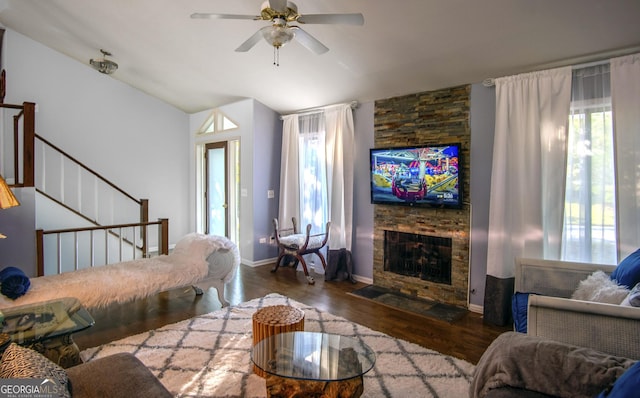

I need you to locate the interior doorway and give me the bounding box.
[198,139,240,244]
[205,142,228,237]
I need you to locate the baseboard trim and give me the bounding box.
[353,274,373,285]
[243,257,277,267]
[468,303,483,314]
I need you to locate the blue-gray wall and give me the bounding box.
[469,83,496,307]
[252,101,282,261]
[352,101,375,281]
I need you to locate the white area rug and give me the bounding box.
[80,293,474,397]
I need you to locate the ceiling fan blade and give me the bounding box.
[291,27,329,54]
[190,13,259,20]
[235,27,271,52]
[297,13,364,25]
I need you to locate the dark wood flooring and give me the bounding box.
[73,263,510,365]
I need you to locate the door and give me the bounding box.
[205,142,228,237]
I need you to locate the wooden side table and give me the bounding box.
[252,305,305,377]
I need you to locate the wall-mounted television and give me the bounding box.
[370,143,462,208]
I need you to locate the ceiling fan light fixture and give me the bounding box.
[90,49,118,75]
[262,19,294,48]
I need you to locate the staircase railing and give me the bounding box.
[36,219,168,276]
[34,133,149,229]
[1,101,35,186]
[2,99,168,273]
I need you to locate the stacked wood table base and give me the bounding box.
[265,375,363,398]
[252,305,305,377]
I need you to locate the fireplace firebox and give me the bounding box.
[384,230,452,285]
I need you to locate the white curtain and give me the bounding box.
[278,114,301,228]
[487,67,572,276]
[484,67,572,325]
[611,53,640,259]
[278,103,355,251]
[324,104,355,250]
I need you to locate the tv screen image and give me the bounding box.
[370,144,461,208]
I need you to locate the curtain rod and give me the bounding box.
[482,45,640,87]
[280,101,358,120]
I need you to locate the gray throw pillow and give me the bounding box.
[0,343,71,398]
[621,282,640,307]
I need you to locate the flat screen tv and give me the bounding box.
[370,143,462,208]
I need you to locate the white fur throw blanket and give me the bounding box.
[0,233,240,310]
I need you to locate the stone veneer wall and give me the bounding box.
[373,85,471,307]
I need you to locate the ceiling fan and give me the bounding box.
[191,0,364,63]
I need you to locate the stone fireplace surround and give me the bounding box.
[372,85,471,308]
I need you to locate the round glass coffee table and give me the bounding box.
[252,331,376,397]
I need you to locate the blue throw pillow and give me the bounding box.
[0,266,31,299]
[511,292,534,333]
[611,248,640,288]
[597,361,640,397]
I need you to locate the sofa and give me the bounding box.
[470,332,637,398]
[0,342,171,397]
[514,256,640,359]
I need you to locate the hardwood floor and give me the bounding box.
[73,263,510,365]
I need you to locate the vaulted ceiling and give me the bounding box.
[1,0,639,114]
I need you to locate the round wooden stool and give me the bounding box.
[252,305,305,377]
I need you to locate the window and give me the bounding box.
[298,113,328,233]
[561,64,616,263]
[197,110,238,135]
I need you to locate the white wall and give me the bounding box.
[189,99,281,265]
[1,28,190,270]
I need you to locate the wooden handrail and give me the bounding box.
[35,133,141,204]
[40,220,166,235]
[36,219,169,276]
[37,188,100,224]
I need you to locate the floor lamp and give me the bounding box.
[0,174,20,239]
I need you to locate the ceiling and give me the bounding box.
[1,0,639,114]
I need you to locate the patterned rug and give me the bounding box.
[80,293,475,397]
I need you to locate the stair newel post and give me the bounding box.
[36,229,44,276]
[22,102,36,187]
[158,218,169,255]
[140,199,148,257]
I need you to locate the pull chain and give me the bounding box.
[273,46,280,66]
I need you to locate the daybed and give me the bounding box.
[515,257,640,359]
[0,233,240,311]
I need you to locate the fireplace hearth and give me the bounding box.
[384,230,452,285]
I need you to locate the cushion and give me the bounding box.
[0,343,71,398]
[571,271,629,304]
[611,248,640,288]
[278,233,325,250]
[620,282,640,307]
[597,360,640,397]
[0,266,31,299]
[66,352,172,398]
[511,292,534,333]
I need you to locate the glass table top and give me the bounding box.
[252,331,376,382]
[1,297,95,344]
